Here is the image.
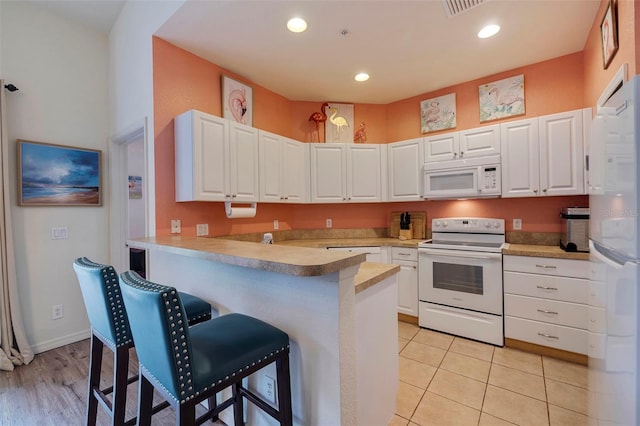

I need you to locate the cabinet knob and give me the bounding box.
[542,188,548,193]
[232,194,237,198]
[533,189,538,194]
[453,152,457,158]
[460,151,464,157]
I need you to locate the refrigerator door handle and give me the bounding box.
[589,240,635,269]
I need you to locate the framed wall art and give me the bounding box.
[479,74,525,122]
[600,0,618,70]
[420,93,456,133]
[222,75,253,126]
[17,140,101,206]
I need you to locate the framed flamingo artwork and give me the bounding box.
[324,103,354,143]
[479,74,525,122]
[222,75,253,126]
[600,0,618,70]
[420,93,456,133]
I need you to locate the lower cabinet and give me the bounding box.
[503,255,589,355]
[391,247,418,317]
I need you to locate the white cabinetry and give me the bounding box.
[423,125,500,162]
[258,131,309,203]
[175,109,258,202]
[504,255,589,354]
[310,144,386,203]
[391,247,418,317]
[387,138,424,201]
[501,109,585,198]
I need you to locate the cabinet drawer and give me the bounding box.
[391,247,418,262]
[504,271,589,304]
[588,306,606,333]
[503,255,588,278]
[505,316,587,354]
[504,294,587,329]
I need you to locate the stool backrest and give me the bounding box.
[72,257,133,348]
[119,271,195,402]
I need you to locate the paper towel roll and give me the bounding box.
[225,202,257,219]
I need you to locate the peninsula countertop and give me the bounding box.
[128,236,369,277]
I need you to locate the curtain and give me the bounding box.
[0,80,33,370]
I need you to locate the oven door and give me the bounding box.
[418,247,503,315]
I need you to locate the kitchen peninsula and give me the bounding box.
[128,236,400,426]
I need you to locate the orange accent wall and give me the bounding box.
[153,26,607,237]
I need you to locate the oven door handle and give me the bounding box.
[418,248,502,260]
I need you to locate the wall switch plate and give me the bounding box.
[196,224,209,236]
[263,375,276,404]
[273,219,279,230]
[51,227,68,240]
[51,304,63,320]
[171,219,181,234]
[513,219,522,230]
[326,219,332,228]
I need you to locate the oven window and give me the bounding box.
[433,262,483,295]
[430,172,475,191]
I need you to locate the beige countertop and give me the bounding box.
[128,236,367,277]
[276,237,423,249]
[355,262,400,294]
[502,243,590,261]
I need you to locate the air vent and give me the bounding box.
[442,0,486,17]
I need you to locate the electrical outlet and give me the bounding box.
[51,304,63,320]
[326,218,332,228]
[171,219,181,234]
[513,218,522,230]
[273,219,279,230]
[51,227,68,240]
[196,224,209,236]
[263,375,276,404]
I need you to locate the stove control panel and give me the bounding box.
[432,217,505,234]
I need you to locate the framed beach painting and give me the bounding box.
[17,140,101,206]
[479,74,525,122]
[420,93,456,133]
[222,75,253,126]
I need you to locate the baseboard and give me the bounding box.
[398,313,418,325]
[505,338,588,365]
[31,329,91,354]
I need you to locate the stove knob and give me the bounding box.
[434,221,440,228]
[493,221,501,228]
[442,221,448,228]
[484,221,491,228]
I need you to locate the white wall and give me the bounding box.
[0,1,109,352]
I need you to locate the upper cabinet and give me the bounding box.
[423,124,500,162]
[175,110,259,202]
[259,131,309,203]
[310,144,387,203]
[501,109,587,198]
[388,138,424,202]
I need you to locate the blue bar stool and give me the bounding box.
[119,270,293,426]
[72,257,214,426]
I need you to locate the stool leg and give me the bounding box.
[111,345,130,425]
[207,394,218,422]
[177,401,196,426]
[276,354,293,426]
[86,333,103,426]
[232,382,244,426]
[137,374,154,426]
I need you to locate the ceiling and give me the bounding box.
[29,0,601,105]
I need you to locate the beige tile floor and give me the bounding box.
[391,322,588,426]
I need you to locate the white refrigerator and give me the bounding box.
[589,74,640,425]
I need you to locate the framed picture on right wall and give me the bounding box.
[600,0,619,70]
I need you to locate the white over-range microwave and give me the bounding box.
[423,154,501,199]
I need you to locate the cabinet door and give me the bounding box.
[459,124,500,159]
[395,259,418,316]
[258,131,283,202]
[175,110,228,202]
[229,122,259,202]
[500,118,539,198]
[387,138,424,201]
[310,144,346,202]
[282,138,309,203]
[424,132,459,162]
[539,109,584,196]
[347,145,382,202]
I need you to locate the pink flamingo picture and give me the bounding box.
[228,88,248,124]
[354,122,367,143]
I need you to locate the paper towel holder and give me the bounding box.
[225,201,257,219]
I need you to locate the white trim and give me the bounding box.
[597,63,628,111]
[31,329,91,354]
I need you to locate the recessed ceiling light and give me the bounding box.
[354,73,370,82]
[478,24,500,39]
[287,17,307,33]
